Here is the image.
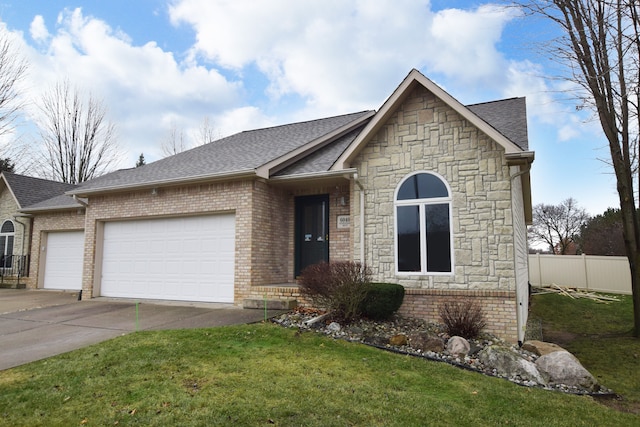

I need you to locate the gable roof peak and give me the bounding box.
[332,69,529,170]
[0,171,78,209]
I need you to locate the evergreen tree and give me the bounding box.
[135,153,146,167]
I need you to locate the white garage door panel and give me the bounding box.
[43,231,84,290]
[100,215,235,302]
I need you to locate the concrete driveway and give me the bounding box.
[0,289,285,371]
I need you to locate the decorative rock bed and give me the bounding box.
[271,309,615,396]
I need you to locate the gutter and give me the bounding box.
[505,151,535,166]
[67,169,257,197]
[269,168,358,182]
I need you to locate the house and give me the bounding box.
[0,172,78,286]
[21,69,534,343]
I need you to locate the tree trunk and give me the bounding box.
[632,252,640,337]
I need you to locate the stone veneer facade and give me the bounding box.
[0,187,30,263]
[350,85,518,341]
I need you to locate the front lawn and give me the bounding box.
[0,322,636,426]
[529,292,640,414]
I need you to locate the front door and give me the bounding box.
[295,195,329,276]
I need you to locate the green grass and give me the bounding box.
[0,323,638,426]
[529,292,640,415]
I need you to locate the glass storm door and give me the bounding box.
[295,195,329,277]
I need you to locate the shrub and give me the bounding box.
[439,299,487,339]
[298,261,371,322]
[360,283,405,320]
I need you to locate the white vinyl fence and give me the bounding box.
[528,254,632,295]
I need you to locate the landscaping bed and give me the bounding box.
[271,307,615,396]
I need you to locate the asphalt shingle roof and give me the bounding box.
[275,125,367,176]
[65,93,528,197]
[72,111,373,194]
[21,193,85,211]
[2,172,78,208]
[467,97,529,151]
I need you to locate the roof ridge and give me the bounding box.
[238,110,374,134]
[2,171,77,187]
[466,97,524,107]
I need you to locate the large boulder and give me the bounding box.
[535,350,599,392]
[446,336,471,357]
[478,345,547,386]
[408,332,445,353]
[389,334,408,346]
[522,340,565,356]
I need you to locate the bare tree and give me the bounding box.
[161,121,188,157]
[0,28,28,138]
[518,1,640,335]
[529,198,589,254]
[36,79,119,184]
[195,116,219,145]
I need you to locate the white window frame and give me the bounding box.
[0,219,15,269]
[394,171,454,276]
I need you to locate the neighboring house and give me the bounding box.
[21,70,534,343]
[0,172,77,284]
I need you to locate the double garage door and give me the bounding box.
[42,214,236,303]
[100,214,236,303]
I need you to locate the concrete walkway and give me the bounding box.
[0,289,285,371]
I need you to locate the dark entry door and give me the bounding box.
[295,195,329,276]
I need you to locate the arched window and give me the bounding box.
[0,220,14,268]
[395,172,453,274]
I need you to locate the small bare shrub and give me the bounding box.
[439,299,487,339]
[298,261,371,322]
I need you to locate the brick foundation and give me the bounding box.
[399,289,518,343]
[250,285,518,343]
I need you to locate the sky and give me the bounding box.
[0,0,620,215]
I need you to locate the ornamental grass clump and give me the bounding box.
[439,299,487,339]
[298,261,371,322]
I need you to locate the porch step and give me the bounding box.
[243,298,298,310]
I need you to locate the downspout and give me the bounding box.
[509,163,531,181]
[353,173,366,264]
[13,214,33,281]
[73,195,89,207]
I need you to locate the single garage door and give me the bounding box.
[100,214,235,302]
[43,231,84,290]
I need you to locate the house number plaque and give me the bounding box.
[337,215,350,229]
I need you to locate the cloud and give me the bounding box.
[12,1,596,174]
[20,8,245,164]
[29,15,49,42]
[428,5,515,85]
[168,0,526,116]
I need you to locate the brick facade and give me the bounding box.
[81,181,254,301]
[27,178,352,304]
[398,289,518,340]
